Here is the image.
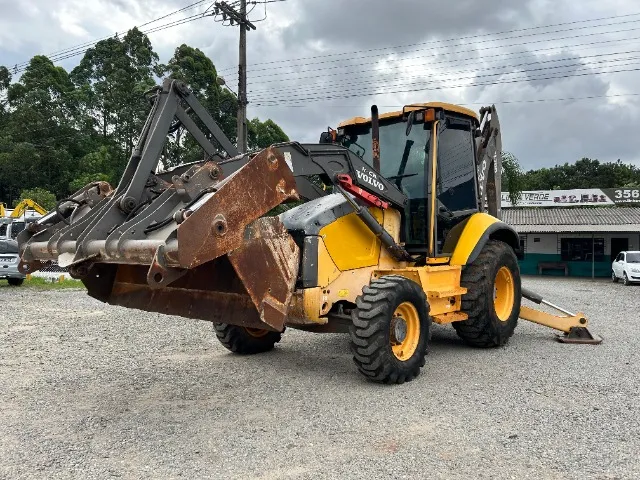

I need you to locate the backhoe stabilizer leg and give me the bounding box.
[519,305,603,345]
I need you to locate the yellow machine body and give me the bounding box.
[290,206,507,326]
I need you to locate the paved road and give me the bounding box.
[1,276,638,479]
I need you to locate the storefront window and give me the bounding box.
[560,238,604,262]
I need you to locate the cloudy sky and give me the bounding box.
[1,0,640,170]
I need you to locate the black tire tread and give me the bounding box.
[453,240,520,348]
[350,275,431,384]
[7,278,24,286]
[213,323,282,354]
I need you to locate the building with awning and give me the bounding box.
[502,188,640,277]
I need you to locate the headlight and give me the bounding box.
[632,267,640,273]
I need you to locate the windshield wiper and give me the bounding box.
[386,173,418,180]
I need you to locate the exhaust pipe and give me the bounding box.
[371,105,380,172]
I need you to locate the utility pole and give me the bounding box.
[214,1,256,153]
[237,0,248,153]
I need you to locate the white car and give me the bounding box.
[612,251,640,286]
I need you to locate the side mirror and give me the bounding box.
[319,131,332,144]
[405,111,416,136]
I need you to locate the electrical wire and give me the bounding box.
[251,65,640,106]
[233,35,640,89]
[216,10,640,73]
[10,0,212,72]
[229,17,640,76]
[248,50,640,98]
[247,93,640,109]
[7,50,640,139]
[222,24,640,85]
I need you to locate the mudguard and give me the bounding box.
[446,212,520,266]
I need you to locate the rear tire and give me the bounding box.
[623,273,631,286]
[612,271,618,283]
[8,278,24,286]
[213,324,282,354]
[350,275,431,384]
[453,240,521,347]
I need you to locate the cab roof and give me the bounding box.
[338,102,479,128]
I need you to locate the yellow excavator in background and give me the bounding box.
[5,199,47,218]
[1,199,47,286]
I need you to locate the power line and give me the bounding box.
[231,16,640,75]
[223,23,640,84]
[216,10,640,73]
[8,92,640,141]
[236,35,640,88]
[251,65,640,106]
[248,50,640,99]
[8,12,210,75]
[10,1,212,72]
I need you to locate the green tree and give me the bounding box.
[161,44,238,141]
[521,158,640,190]
[0,66,10,123]
[71,28,159,175]
[502,151,524,205]
[0,56,85,202]
[0,35,291,208]
[68,146,114,191]
[248,118,289,150]
[15,187,57,211]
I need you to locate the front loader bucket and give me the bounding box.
[19,147,301,332]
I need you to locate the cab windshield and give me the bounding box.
[341,120,429,183]
[342,120,430,245]
[340,115,478,250]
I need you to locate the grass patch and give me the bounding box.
[0,276,85,289]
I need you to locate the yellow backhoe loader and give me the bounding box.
[17,79,600,384]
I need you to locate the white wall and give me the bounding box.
[523,233,640,255]
[525,234,557,254]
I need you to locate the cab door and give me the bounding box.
[613,252,625,276]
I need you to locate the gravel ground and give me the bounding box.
[1,276,638,480]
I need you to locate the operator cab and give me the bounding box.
[324,103,481,257]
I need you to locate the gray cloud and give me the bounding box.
[284,0,534,50]
[2,0,640,170]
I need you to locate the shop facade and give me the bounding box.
[502,188,640,278]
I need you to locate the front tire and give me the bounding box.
[8,278,24,286]
[623,273,631,286]
[612,271,618,283]
[213,324,282,354]
[350,275,431,384]
[453,240,521,347]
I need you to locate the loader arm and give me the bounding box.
[17,79,415,332]
[476,105,502,219]
[18,77,410,275]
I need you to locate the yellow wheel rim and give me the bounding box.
[244,327,270,338]
[390,302,421,361]
[494,266,515,322]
